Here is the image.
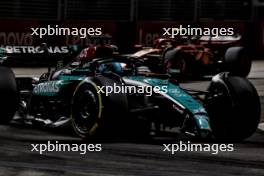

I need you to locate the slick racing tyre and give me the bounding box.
[163,47,194,79]
[71,76,128,139]
[205,73,260,141]
[0,67,19,123]
[224,47,252,77]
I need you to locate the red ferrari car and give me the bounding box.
[130,35,251,77]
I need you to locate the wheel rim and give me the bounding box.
[73,89,99,135]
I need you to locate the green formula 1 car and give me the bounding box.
[0,55,260,141]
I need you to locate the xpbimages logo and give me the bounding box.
[163,25,234,39]
[31,141,102,155]
[97,83,168,96]
[163,141,234,155]
[31,25,102,38]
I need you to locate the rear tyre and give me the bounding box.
[205,73,260,141]
[224,47,251,77]
[163,48,189,77]
[0,67,19,123]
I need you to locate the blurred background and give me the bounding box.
[0,0,263,55]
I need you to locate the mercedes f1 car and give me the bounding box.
[131,36,251,78]
[0,52,260,140]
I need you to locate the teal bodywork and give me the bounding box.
[124,76,211,131]
[32,65,211,132]
[33,75,86,97]
[33,80,70,96]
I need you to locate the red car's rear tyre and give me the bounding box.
[224,47,252,77]
[163,48,192,78]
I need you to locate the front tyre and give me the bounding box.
[205,73,260,141]
[0,67,19,124]
[71,76,128,139]
[71,81,103,138]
